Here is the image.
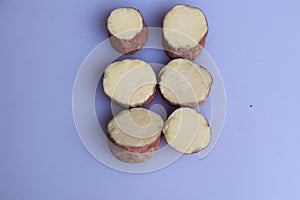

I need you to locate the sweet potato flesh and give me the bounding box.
[163,5,208,49]
[107,8,143,40]
[103,59,156,107]
[158,58,212,107]
[163,108,211,154]
[107,108,163,147]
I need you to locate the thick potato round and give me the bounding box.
[162,5,208,60]
[158,58,213,107]
[107,8,148,55]
[103,59,157,108]
[107,108,164,163]
[163,107,211,154]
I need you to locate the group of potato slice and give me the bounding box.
[103,5,212,163]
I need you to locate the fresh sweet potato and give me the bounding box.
[162,5,208,60]
[158,58,213,107]
[107,108,164,163]
[107,8,148,55]
[103,59,157,108]
[163,107,211,154]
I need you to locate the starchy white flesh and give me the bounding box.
[107,8,143,40]
[158,58,212,107]
[103,59,157,107]
[107,108,164,147]
[163,107,211,154]
[163,5,208,49]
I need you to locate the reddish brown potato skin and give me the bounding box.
[107,133,161,163]
[162,31,207,60]
[108,19,148,55]
[158,84,211,108]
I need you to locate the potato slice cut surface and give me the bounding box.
[158,58,212,107]
[163,5,208,60]
[107,108,164,147]
[107,8,143,40]
[103,59,157,107]
[163,107,211,154]
[107,8,148,54]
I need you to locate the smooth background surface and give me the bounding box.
[1,0,300,199]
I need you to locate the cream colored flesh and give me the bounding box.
[163,108,211,154]
[163,5,208,49]
[158,58,212,107]
[103,59,156,107]
[107,108,164,147]
[107,8,143,40]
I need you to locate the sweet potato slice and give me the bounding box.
[107,108,163,163]
[162,5,208,60]
[163,107,211,154]
[158,58,212,107]
[103,59,157,108]
[107,8,148,55]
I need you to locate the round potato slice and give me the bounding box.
[107,108,164,163]
[163,107,211,154]
[103,59,157,108]
[162,4,208,60]
[158,58,212,107]
[107,7,148,55]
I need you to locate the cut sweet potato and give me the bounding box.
[107,8,148,55]
[162,5,208,60]
[163,107,211,154]
[107,108,164,163]
[158,58,212,107]
[103,59,157,108]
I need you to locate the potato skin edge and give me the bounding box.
[107,130,162,163]
[158,84,211,108]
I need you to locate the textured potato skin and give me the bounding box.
[158,84,211,108]
[162,31,207,60]
[107,133,161,163]
[108,12,148,55]
[162,5,208,60]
